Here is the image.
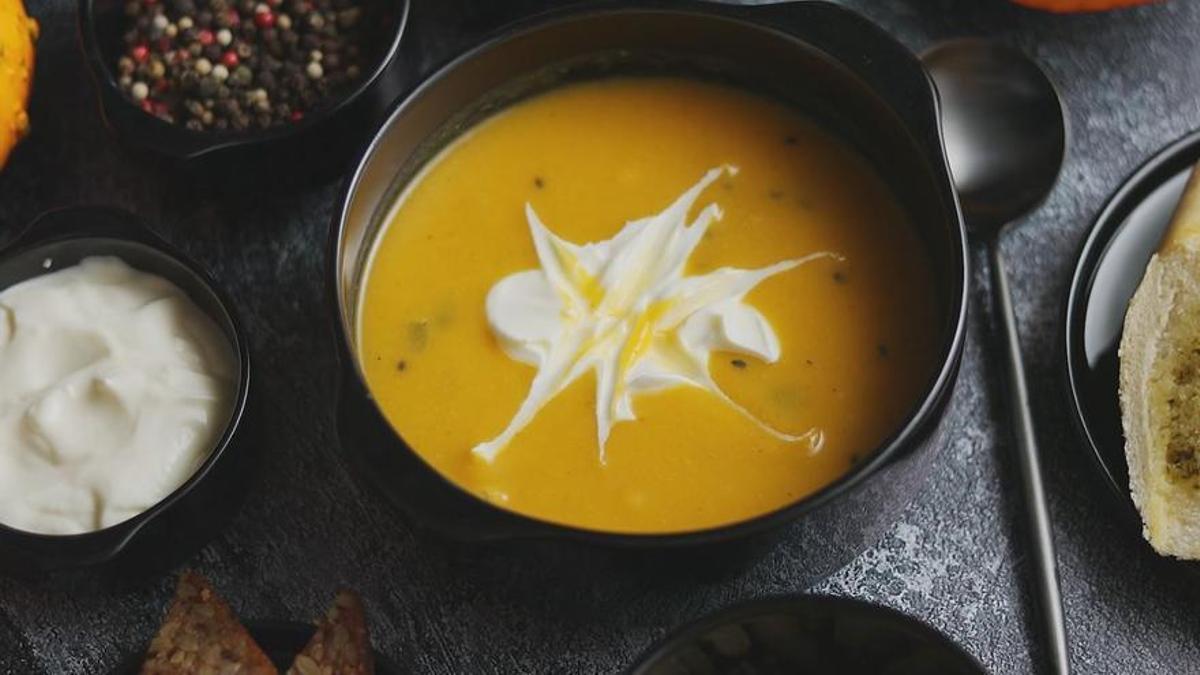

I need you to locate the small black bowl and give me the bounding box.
[627,594,985,674]
[77,0,412,186]
[108,619,407,673]
[0,206,254,576]
[1063,128,1200,569]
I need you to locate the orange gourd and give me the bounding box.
[1011,0,1155,11]
[0,0,37,169]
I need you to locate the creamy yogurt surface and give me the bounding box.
[0,256,235,535]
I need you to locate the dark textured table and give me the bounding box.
[3,0,1200,673]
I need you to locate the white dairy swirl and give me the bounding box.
[0,256,235,534]
[477,166,836,463]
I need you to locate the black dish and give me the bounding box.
[108,619,406,673]
[1064,129,1200,560]
[627,594,985,675]
[77,0,411,185]
[329,1,969,553]
[0,206,254,576]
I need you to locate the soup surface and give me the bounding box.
[358,78,940,533]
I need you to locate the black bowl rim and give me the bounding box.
[624,593,987,674]
[107,618,406,673]
[76,0,411,160]
[0,205,252,561]
[1062,128,1200,522]
[329,0,969,545]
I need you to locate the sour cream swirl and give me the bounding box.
[477,167,836,463]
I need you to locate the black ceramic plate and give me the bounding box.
[108,620,404,673]
[1064,130,1200,552]
[627,595,984,674]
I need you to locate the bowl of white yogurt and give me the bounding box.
[0,206,251,573]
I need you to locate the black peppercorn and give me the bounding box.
[197,76,218,97]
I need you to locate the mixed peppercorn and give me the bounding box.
[115,0,380,132]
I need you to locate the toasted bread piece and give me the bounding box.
[140,571,278,675]
[1120,165,1200,560]
[286,591,374,675]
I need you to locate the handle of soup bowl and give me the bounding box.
[737,1,944,155]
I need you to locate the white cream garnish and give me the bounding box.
[0,256,235,535]
[476,166,837,463]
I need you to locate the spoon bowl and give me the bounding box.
[924,38,1068,233]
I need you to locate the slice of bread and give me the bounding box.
[286,591,375,675]
[140,571,278,675]
[1120,165,1200,560]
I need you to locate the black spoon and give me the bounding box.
[922,39,1070,674]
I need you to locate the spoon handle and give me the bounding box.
[990,242,1071,674]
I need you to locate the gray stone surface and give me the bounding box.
[2,0,1200,673]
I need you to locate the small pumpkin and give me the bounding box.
[1011,0,1156,11]
[0,0,37,169]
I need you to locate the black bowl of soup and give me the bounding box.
[328,1,968,555]
[0,207,254,576]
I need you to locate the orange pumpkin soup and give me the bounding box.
[357,77,939,533]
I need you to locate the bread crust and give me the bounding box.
[1120,254,1169,528]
